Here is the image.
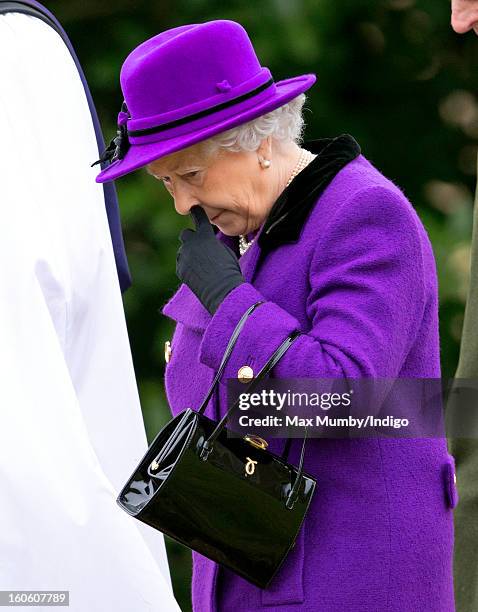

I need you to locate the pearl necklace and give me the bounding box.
[238,148,317,256]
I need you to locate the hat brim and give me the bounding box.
[95,73,316,183]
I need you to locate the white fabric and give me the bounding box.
[0,13,180,612]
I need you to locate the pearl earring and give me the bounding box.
[260,158,271,169]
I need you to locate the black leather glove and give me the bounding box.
[176,205,245,315]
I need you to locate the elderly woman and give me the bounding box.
[96,19,457,612]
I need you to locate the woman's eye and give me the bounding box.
[160,171,199,183]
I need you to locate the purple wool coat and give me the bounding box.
[160,144,458,611]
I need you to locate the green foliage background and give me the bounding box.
[46,1,478,609]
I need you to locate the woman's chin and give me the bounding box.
[216,224,236,236]
[212,212,245,237]
[214,218,238,236]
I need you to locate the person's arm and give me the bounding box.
[448,162,478,612]
[198,185,426,381]
[0,12,179,608]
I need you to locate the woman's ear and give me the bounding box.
[257,136,273,167]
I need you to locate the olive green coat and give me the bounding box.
[447,161,478,612]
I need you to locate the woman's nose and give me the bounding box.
[173,185,198,216]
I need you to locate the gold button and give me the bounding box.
[164,340,172,364]
[237,365,254,383]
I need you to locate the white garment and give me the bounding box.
[0,13,180,612]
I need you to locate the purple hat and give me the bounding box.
[94,19,316,183]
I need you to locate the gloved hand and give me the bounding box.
[176,205,245,315]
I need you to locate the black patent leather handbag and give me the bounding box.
[117,300,317,589]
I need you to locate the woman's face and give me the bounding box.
[147,140,273,236]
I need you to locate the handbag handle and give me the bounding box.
[197,300,265,417]
[196,300,308,510]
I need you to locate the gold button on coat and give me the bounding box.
[164,340,172,363]
[237,365,254,383]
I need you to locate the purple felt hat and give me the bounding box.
[94,19,316,183]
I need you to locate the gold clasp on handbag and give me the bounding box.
[244,434,268,450]
[150,459,159,471]
[245,457,258,476]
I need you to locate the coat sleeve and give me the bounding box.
[198,185,427,381]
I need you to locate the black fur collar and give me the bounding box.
[258,134,361,253]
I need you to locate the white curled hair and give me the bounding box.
[200,93,307,156]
